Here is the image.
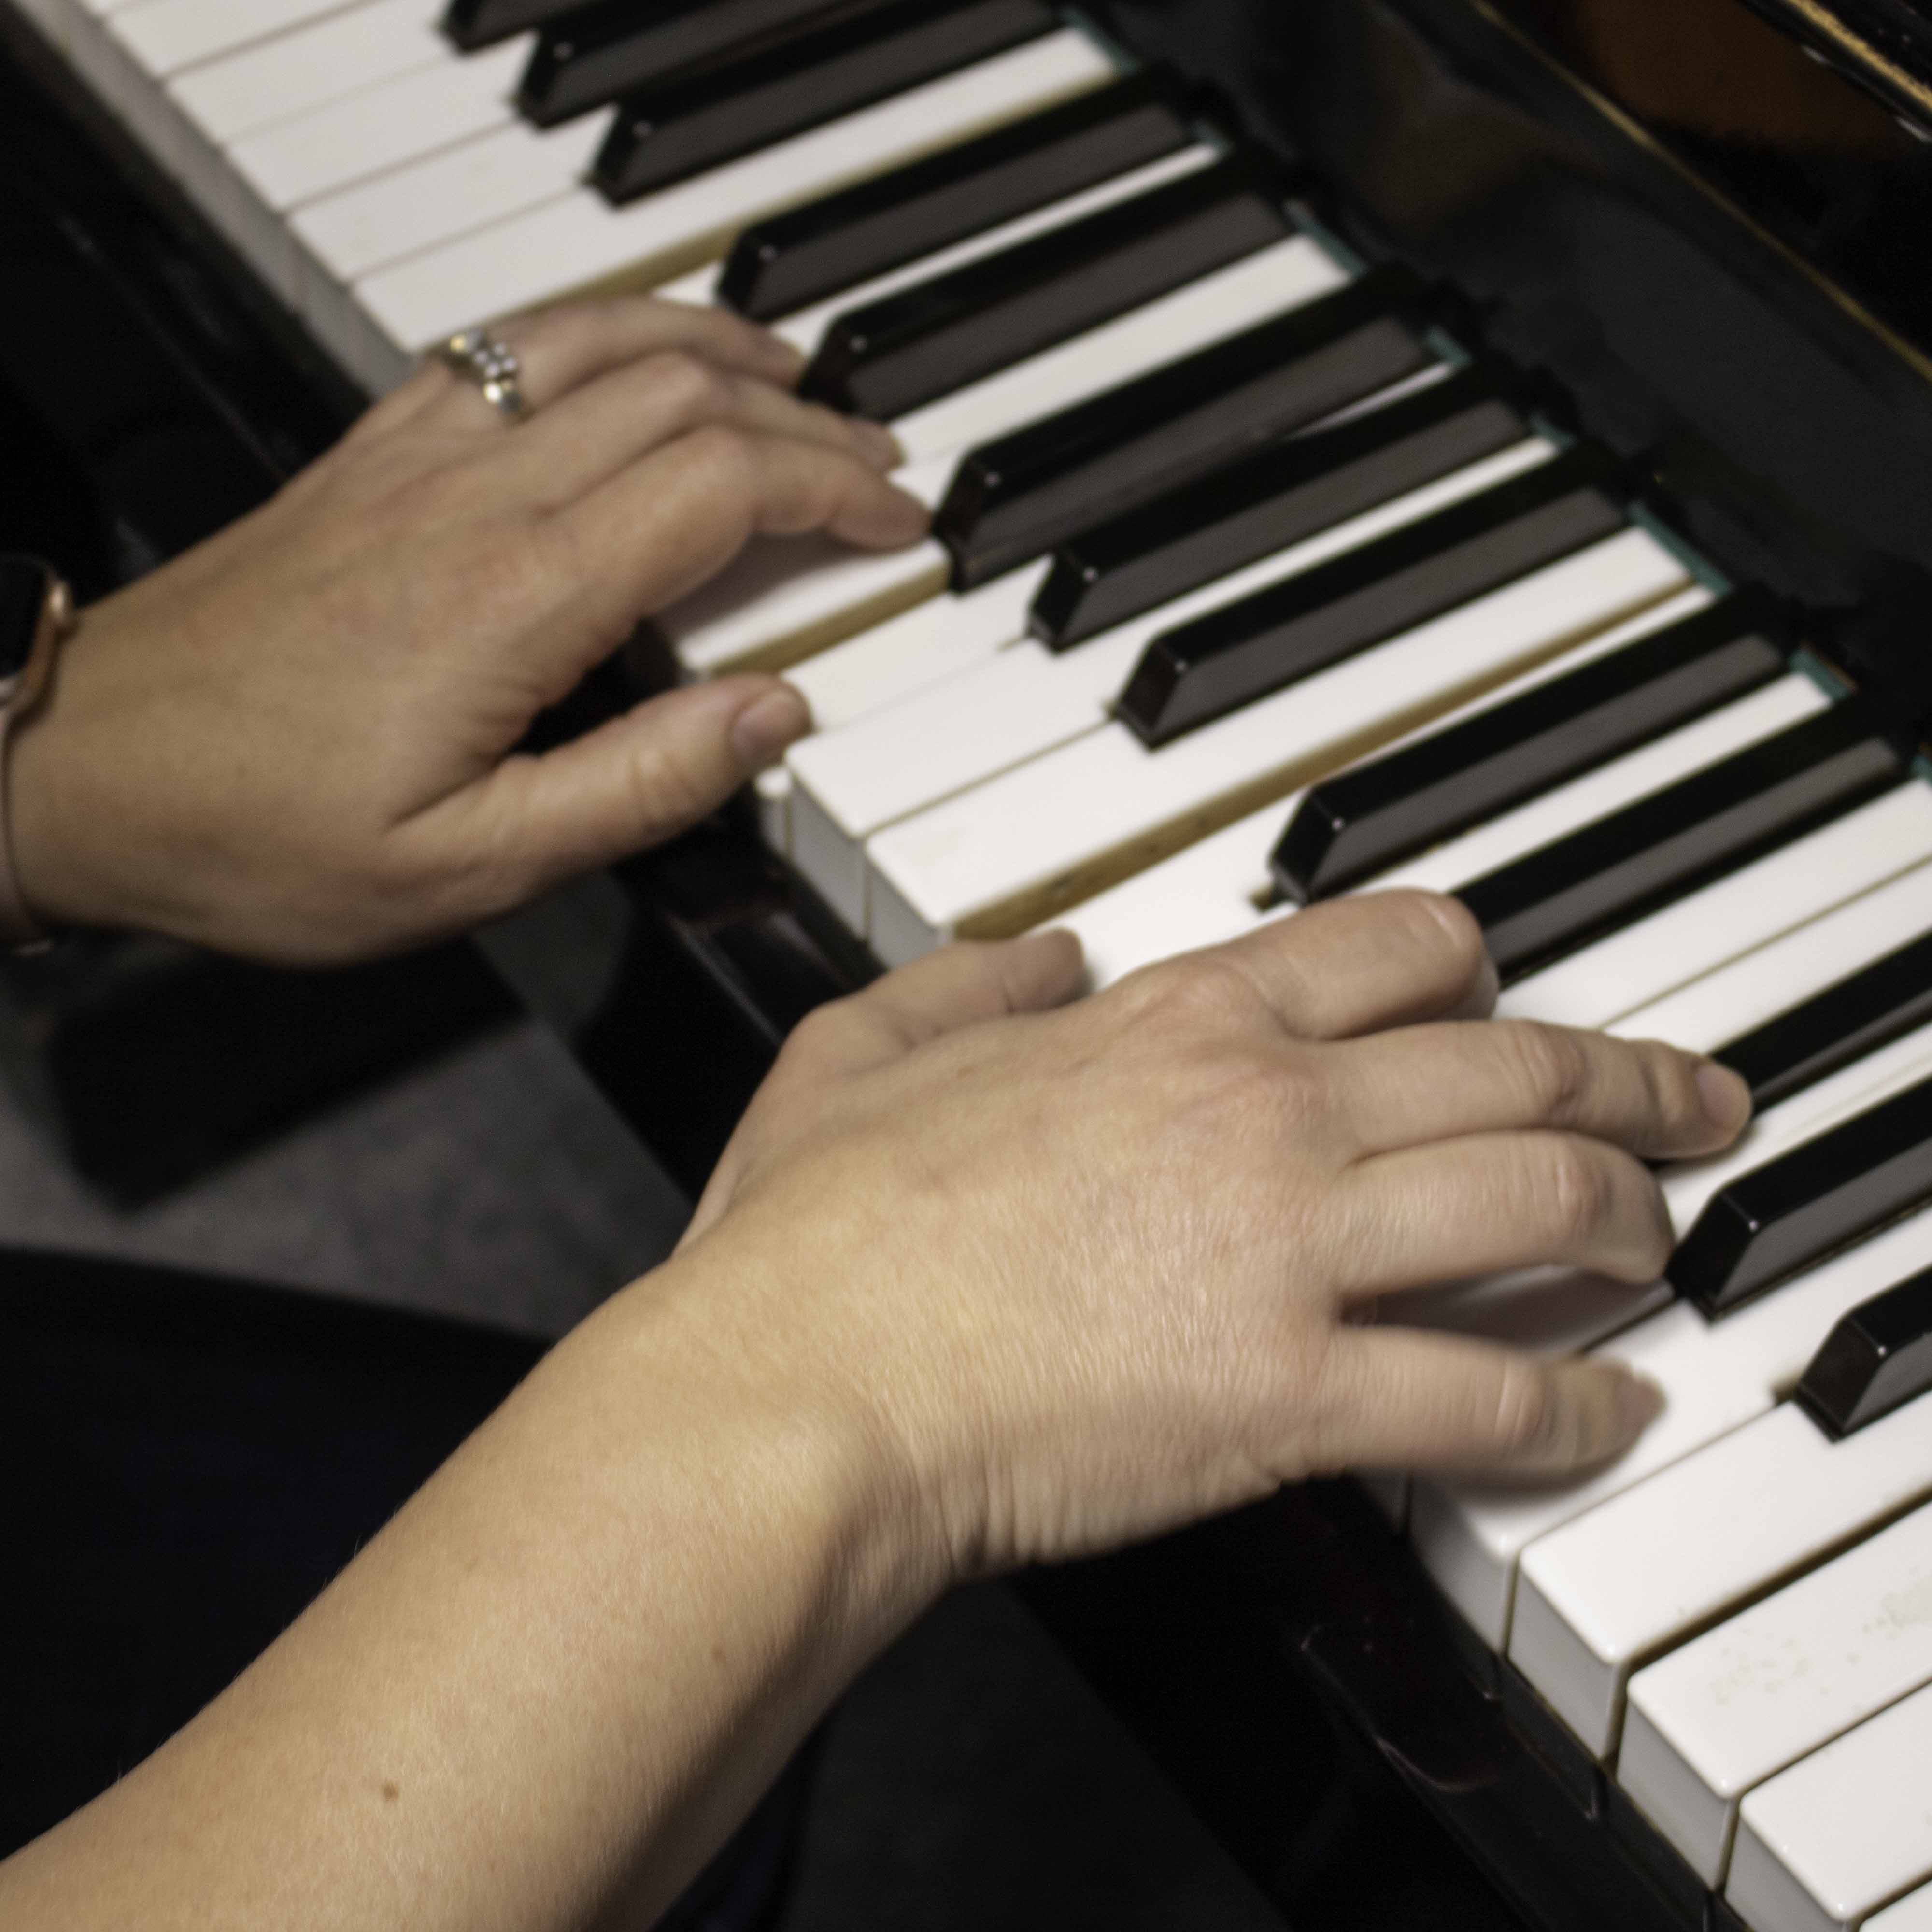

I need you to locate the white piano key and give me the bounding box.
[655,234,1350,679]
[1495,782,1932,1031]
[297,110,608,285]
[169,0,441,146]
[1048,586,1719,986]
[1622,1498,1932,1886]
[111,0,353,77]
[660,456,956,681]
[788,441,1556,925]
[767,142,1222,354]
[1611,856,1932,1056]
[788,561,1049,735]
[1728,1678,1932,1932]
[755,767,795,852]
[230,36,529,213]
[890,233,1350,466]
[354,30,1121,351]
[1510,1394,1932,1759]
[863,530,1692,965]
[1870,1885,1932,1932]
[1411,1203,1932,1652]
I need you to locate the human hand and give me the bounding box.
[9,298,927,962]
[669,893,1751,1580]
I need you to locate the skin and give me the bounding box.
[9,298,926,962]
[0,298,1752,1929]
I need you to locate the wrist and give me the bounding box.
[596,1247,956,1648]
[9,674,87,938]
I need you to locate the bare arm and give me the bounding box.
[0,904,1749,1932]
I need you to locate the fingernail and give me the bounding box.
[764,337,809,381]
[730,685,810,770]
[1607,1368,1665,1449]
[856,420,902,469]
[1697,1059,1753,1137]
[886,485,932,535]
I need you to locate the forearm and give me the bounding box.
[0,1251,940,1932]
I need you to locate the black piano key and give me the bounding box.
[717,73,1194,322]
[1715,929,1932,1111]
[1797,1264,1932,1437]
[1030,363,1531,651]
[1116,447,1623,748]
[1270,595,1786,903]
[934,267,1438,591]
[593,0,1055,203]
[520,0,883,129]
[1457,704,1907,983]
[1670,1070,1932,1316]
[443,0,581,52]
[798,154,1294,422]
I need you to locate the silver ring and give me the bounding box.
[434,327,529,423]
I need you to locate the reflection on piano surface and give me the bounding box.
[9,0,1932,1926]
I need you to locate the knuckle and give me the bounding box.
[511,302,589,362]
[1490,1359,1562,1459]
[1539,1137,1617,1250]
[1641,1040,1705,1136]
[1120,953,1263,1033]
[676,422,757,490]
[516,514,586,603]
[1505,1022,1593,1124]
[624,731,722,835]
[646,350,728,419]
[782,1002,854,1066]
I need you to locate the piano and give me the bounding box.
[8,0,1932,1926]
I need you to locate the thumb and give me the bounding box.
[432,675,811,905]
[778,932,1090,1083]
[1309,1328,1664,1479]
[681,931,1088,1250]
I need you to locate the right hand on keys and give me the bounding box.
[668,890,1753,1578]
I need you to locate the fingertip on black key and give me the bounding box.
[1670,1070,1932,1317]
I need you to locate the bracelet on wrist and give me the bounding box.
[0,553,79,952]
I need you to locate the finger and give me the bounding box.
[1331,1130,1676,1295]
[780,931,1088,1082]
[374,298,810,441]
[342,359,452,445]
[1331,1019,1751,1161]
[1303,1327,1664,1478]
[677,929,1084,1251]
[407,675,815,910]
[557,426,932,638]
[487,352,899,509]
[501,297,810,399]
[1142,892,1496,1042]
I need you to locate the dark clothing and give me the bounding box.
[0,1247,802,1929]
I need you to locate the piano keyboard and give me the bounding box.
[12,0,1124,389]
[17,5,1932,1924]
[621,61,1932,1932]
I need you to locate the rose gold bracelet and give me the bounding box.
[0,555,78,952]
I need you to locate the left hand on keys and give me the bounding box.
[8,298,928,962]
